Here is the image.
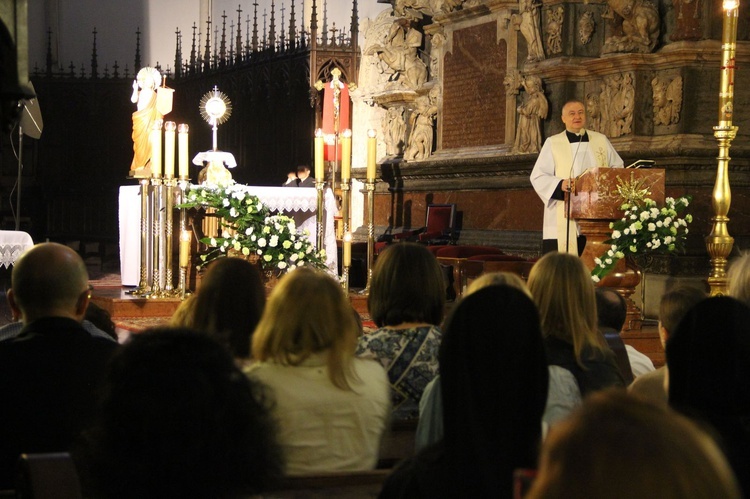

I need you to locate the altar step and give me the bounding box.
[91,285,370,323]
[90,287,183,319]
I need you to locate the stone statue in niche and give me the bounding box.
[579,11,596,45]
[513,76,548,154]
[602,0,660,54]
[383,106,407,156]
[513,0,545,62]
[405,90,438,161]
[652,76,684,126]
[601,73,635,138]
[544,7,564,55]
[585,91,602,133]
[671,0,702,41]
[365,18,427,91]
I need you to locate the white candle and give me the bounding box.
[315,128,325,181]
[341,129,352,181]
[178,124,189,179]
[151,119,163,177]
[179,229,191,267]
[343,232,352,267]
[366,129,377,181]
[164,121,176,178]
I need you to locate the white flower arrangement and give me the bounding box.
[178,183,327,272]
[591,195,693,282]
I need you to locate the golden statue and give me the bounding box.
[129,67,174,178]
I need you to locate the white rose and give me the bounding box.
[222,198,230,207]
[648,223,656,231]
[269,235,279,247]
[258,237,267,247]
[278,262,287,269]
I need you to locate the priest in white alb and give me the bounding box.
[530,99,623,256]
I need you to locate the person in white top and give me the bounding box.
[247,267,391,475]
[530,100,624,255]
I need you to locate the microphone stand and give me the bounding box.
[566,130,585,254]
[16,121,23,231]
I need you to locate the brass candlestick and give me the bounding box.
[163,176,177,295]
[706,0,739,296]
[130,177,151,296]
[315,179,325,254]
[361,179,376,295]
[341,178,351,290]
[177,177,192,298]
[149,175,164,298]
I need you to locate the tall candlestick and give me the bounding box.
[366,129,377,181]
[151,119,163,177]
[341,129,352,181]
[164,121,176,178]
[178,124,189,178]
[343,232,352,268]
[315,128,325,181]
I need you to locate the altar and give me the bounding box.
[119,185,338,286]
[0,230,34,268]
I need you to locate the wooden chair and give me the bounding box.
[270,469,391,498]
[377,417,418,469]
[435,246,506,299]
[15,453,83,499]
[460,257,536,295]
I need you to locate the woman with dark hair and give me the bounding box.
[527,252,624,394]
[667,296,750,496]
[356,242,445,419]
[171,256,265,365]
[380,285,549,498]
[75,328,283,499]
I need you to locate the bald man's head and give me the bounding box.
[10,243,90,322]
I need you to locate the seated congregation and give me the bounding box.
[1,242,749,498]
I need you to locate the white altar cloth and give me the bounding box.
[0,230,34,268]
[119,185,338,286]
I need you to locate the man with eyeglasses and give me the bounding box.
[0,243,119,489]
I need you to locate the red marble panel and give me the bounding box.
[442,22,507,149]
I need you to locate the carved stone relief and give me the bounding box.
[393,0,465,19]
[671,0,703,41]
[599,72,635,138]
[512,75,548,153]
[360,12,407,97]
[365,18,428,91]
[544,7,564,55]
[578,11,596,45]
[383,106,407,156]
[405,88,439,161]
[602,0,660,54]
[652,76,683,126]
[429,32,445,82]
[512,0,545,62]
[585,91,602,133]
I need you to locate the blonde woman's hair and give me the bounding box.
[251,267,360,390]
[728,252,750,307]
[466,271,531,298]
[527,252,605,364]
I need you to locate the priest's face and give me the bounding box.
[562,101,586,133]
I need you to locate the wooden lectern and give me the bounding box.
[567,167,666,330]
